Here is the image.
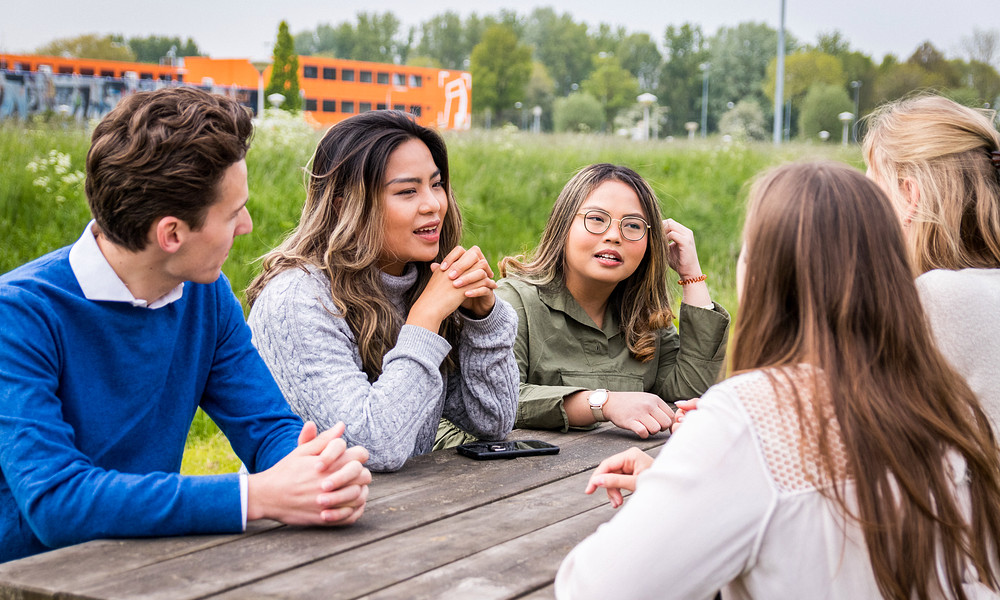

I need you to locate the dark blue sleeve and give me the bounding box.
[200,276,302,473]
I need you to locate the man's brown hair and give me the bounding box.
[85,87,253,251]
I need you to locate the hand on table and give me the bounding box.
[603,391,675,439]
[248,421,372,526]
[584,447,655,508]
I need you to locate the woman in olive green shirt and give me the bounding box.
[496,164,730,438]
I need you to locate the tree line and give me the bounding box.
[30,12,1000,140]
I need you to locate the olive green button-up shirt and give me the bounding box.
[495,278,730,432]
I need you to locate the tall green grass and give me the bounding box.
[0,120,861,475]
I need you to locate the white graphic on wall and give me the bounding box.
[438,71,471,130]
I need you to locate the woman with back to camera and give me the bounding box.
[556,162,1000,599]
[495,163,730,438]
[863,94,1000,433]
[246,111,518,472]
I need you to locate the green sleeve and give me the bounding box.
[652,302,730,402]
[496,280,585,432]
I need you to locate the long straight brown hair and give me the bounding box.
[246,111,462,380]
[733,161,1000,599]
[499,164,673,362]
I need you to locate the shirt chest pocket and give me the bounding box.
[559,370,645,393]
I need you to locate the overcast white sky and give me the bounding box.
[2,0,994,64]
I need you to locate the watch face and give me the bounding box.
[589,389,608,407]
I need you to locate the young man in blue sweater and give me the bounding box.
[0,87,371,562]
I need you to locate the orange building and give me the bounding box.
[184,56,471,130]
[1,53,471,130]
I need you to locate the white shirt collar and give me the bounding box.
[68,221,184,309]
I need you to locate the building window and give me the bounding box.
[394,104,405,112]
[303,65,318,78]
[140,73,153,80]
[79,68,94,76]
[100,70,115,78]
[305,98,318,111]
[359,102,372,112]
[392,73,405,86]
[341,101,355,114]
[360,70,372,83]
[408,74,422,87]
[322,100,337,112]
[177,74,184,82]
[377,103,387,110]
[159,74,172,81]
[409,105,422,117]
[377,72,389,84]
[322,67,336,80]
[58,66,74,74]
[342,69,355,82]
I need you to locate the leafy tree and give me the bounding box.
[718,100,768,141]
[553,92,604,132]
[592,24,626,56]
[811,31,876,118]
[657,24,709,135]
[523,8,594,94]
[127,36,202,63]
[415,11,468,69]
[265,21,301,111]
[617,33,662,92]
[582,55,639,131]
[765,50,845,105]
[36,34,134,61]
[293,12,410,63]
[708,22,792,132]
[523,61,557,130]
[470,25,532,118]
[907,41,961,88]
[798,83,853,141]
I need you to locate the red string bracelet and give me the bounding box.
[678,274,708,285]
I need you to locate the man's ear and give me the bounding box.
[153,217,185,254]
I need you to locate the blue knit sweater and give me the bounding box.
[0,247,302,562]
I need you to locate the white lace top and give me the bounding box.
[556,368,990,600]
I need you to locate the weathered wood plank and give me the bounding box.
[359,506,611,600]
[515,584,555,599]
[0,426,665,600]
[212,467,608,598]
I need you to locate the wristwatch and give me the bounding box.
[589,389,610,422]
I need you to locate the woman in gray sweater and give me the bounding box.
[246,111,518,472]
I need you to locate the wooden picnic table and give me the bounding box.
[0,425,667,600]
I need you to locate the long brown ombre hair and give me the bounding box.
[733,161,1000,600]
[863,94,1000,274]
[499,164,673,362]
[246,111,462,380]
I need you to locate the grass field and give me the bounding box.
[1,118,863,475]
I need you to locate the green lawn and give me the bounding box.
[0,119,862,475]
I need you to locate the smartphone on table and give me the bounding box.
[456,440,560,460]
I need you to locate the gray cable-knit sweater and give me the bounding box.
[247,264,519,471]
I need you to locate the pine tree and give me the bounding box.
[265,21,301,111]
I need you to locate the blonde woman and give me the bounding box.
[496,164,729,438]
[864,95,1000,432]
[557,162,1000,599]
[246,111,518,472]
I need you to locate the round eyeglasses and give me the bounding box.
[576,209,650,241]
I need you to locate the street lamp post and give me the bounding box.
[699,63,710,138]
[850,80,862,143]
[532,105,542,134]
[773,0,786,145]
[838,111,854,146]
[637,92,657,141]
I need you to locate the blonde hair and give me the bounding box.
[246,111,462,380]
[863,94,1000,273]
[500,164,673,362]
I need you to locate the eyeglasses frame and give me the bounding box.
[576,209,651,241]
